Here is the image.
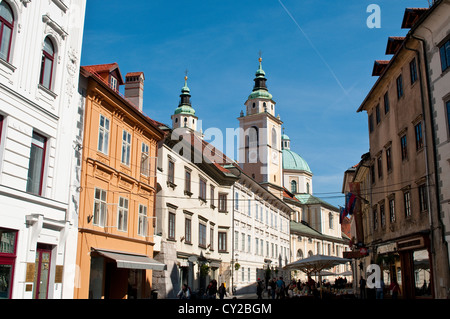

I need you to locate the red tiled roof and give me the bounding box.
[81,63,124,85]
[372,60,390,76]
[401,7,428,29]
[386,36,405,55]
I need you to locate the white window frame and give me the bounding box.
[121,129,131,166]
[98,114,110,154]
[117,197,129,232]
[93,188,107,227]
[138,204,148,237]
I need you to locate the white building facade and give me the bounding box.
[153,79,238,298]
[0,0,86,299]
[227,166,291,294]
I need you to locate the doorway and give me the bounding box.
[33,245,52,299]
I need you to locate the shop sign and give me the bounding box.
[396,237,424,251]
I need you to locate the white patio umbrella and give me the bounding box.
[283,254,351,298]
[338,270,353,277]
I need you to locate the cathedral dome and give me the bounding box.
[282,149,312,174]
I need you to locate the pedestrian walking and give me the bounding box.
[256,278,264,299]
[218,283,227,299]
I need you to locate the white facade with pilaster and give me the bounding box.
[0,0,86,299]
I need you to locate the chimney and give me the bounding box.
[125,72,145,111]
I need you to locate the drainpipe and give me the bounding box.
[404,37,437,297]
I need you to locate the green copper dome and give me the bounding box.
[174,104,196,115]
[248,89,273,100]
[281,134,290,141]
[248,57,273,101]
[174,76,196,115]
[282,149,312,174]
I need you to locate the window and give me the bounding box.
[401,135,408,161]
[271,127,277,149]
[199,223,207,248]
[373,207,378,230]
[110,76,118,91]
[419,184,428,212]
[234,231,239,251]
[439,38,450,72]
[93,188,107,227]
[329,213,334,229]
[168,212,175,240]
[241,232,245,251]
[376,104,381,124]
[140,143,150,176]
[218,232,227,252]
[121,130,131,166]
[446,101,450,135]
[404,191,411,217]
[117,197,129,231]
[210,186,215,207]
[410,58,417,84]
[184,218,191,244]
[0,228,17,299]
[138,205,148,237]
[306,183,310,194]
[0,114,3,143]
[218,193,227,212]
[0,1,14,62]
[168,160,175,185]
[255,238,259,255]
[210,227,214,250]
[39,37,55,90]
[386,147,392,172]
[26,132,47,196]
[369,113,374,133]
[396,74,404,99]
[370,164,375,184]
[377,155,383,179]
[415,122,423,150]
[380,203,386,228]
[235,191,239,210]
[247,235,251,253]
[184,169,191,194]
[199,178,206,201]
[389,198,395,223]
[291,180,297,194]
[248,199,251,217]
[97,114,110,154]
[384,92,390,114]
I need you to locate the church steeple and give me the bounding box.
[253,57,268,92]
[238,56,284,199]
[171,74,198,131]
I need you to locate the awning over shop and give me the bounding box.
[94,248,167,271]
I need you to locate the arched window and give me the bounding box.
[291,180,297,194]
[248,126,258,163]
[0,1,14,62]
[306,182,310,194]
[308,250,313,257]
[329,213,334,229]
[271,127,277,149]
[40,37,55,90]
[297,249,303,259]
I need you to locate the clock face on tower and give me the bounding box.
[271,150,278,165]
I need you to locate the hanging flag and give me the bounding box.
[339,206,348,224]
[345,192,357,216]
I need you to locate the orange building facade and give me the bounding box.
[74,63,165,299]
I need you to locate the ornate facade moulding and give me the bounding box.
[42,13,68,40]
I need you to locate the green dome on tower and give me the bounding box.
[248,57,273,101]
[282,149,312,174]
[174,75,196,116]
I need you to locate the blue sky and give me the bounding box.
[80,0,430,207]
